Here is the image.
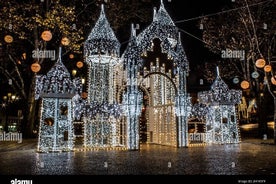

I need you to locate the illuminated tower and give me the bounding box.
[122,24,143,150]
[83,4,122,148]
[198,67,242,144]
[35,47,81,152]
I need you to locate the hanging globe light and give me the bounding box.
[233,77,239,84]
[61,37,70,46]
[76,61,84,68]
[255,58,266,68]
[31,62,41,73]
[264,65,272,72]
[271,76,276,85]
[4,35,13,43]
[69,54,74,59]
[41,31,52,41]
[240,80,250,89]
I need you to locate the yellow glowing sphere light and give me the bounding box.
[255,59,266,68]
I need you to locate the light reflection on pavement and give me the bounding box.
[0,140,275,176]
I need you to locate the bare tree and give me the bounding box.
[0,0,158,137]
[201,0,276,140]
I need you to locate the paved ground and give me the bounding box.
[0,138,275,184]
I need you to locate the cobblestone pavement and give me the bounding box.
[0,138,275,183]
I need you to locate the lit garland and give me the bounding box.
[198,67,242,144]
[36,47,80,152]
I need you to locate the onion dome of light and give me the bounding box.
[84,4,120,57]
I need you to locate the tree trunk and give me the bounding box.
[256,92,268,139]
[24,76,37,138]
[23,24,39,138]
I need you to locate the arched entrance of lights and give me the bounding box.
[117,69,190,149]
[117,40,190,149]
[116,83,152,147]
[138,36,190,148]
[137,71,178,147]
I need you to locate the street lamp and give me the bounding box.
[72,69,77,77]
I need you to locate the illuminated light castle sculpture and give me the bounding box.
[36,1,241,152]
[35,47,83,152]
[80,1,192,150]
[81,1,190,150]
[197,67,242,144]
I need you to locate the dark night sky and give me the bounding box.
[165,0,233,68]
[161,0,234,91]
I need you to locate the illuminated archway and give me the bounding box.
[139,72,177,146]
